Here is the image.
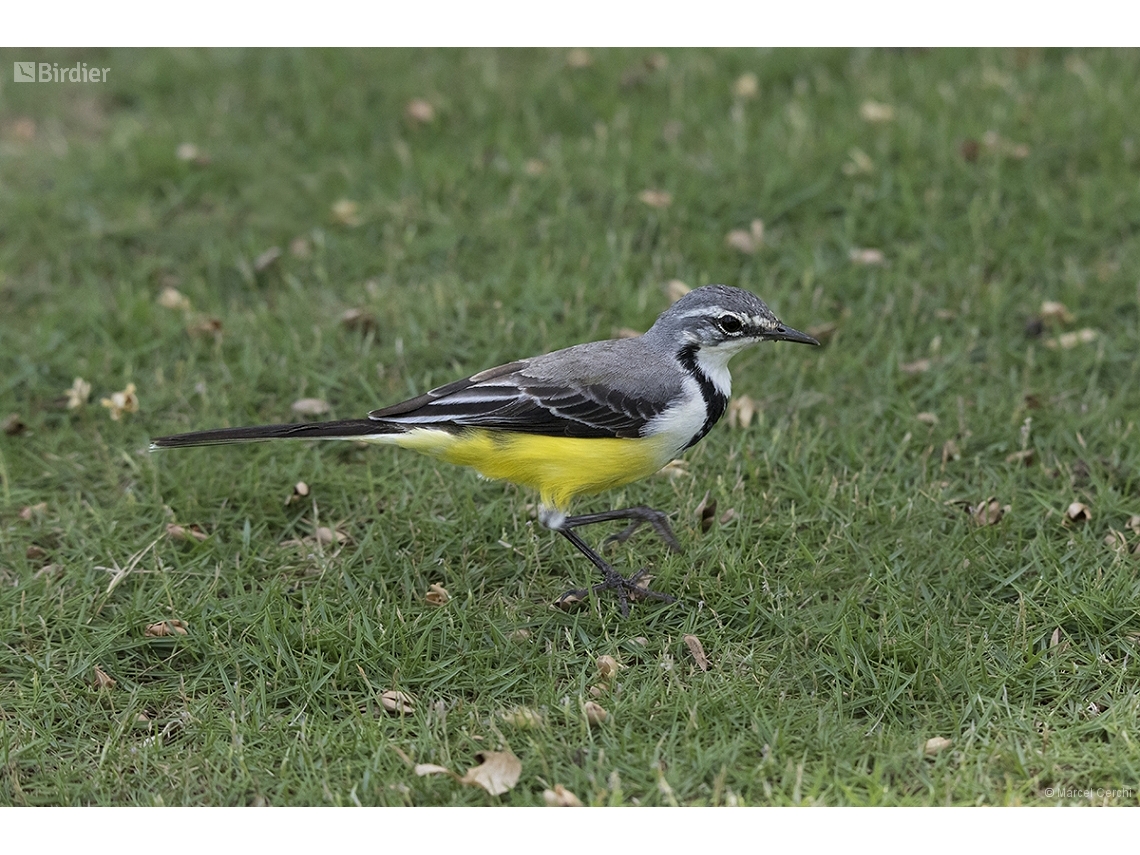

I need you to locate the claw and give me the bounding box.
[554,567,677,618]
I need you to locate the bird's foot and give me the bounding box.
[554,567,677,618]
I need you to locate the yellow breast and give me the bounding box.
[392,427,675,510]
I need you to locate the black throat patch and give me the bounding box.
[677,343,729,450]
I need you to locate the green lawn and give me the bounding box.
[1,47,1138,806]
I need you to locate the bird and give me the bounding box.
[151,284,819,616]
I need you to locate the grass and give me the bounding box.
[1,47,1139,806]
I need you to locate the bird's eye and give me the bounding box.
[717,315,743,334]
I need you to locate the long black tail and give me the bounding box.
[150,418,400,450]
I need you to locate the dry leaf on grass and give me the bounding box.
[415,763,453,777]
[638,189,672,209]
[2,413,25,436]
[33,563,62,580]
[1104,530,1129,552]
[552,590,585,611]
[340,307,376,332]
[425,583,450,607]
[286,481,309,505]
[900,358,931,375]
[859,100,895,122]
[543,784,584,806]
[289,236,312,258]
[842,147,875,176]
[187,317,223,337]
[158,286,191,310]
[19,502,48,521]
[969,498,1009,526]
[65,377,91,410]
[93,667,116,690]
[849,247,886,266]
[405,99,435,124]
[166,522,208,542]
[583,701,608,726]
[733,72,759,99]
[923,736,952,756]
[414,751,523,797]
[283,526,345,553]
[380,690,415,715]
[1065,502,1092,523]
[941,439,961,465]
[695,491,717,533]
[596,655,621,680]
[312,526,347,546]
[10,117,36,141]
[683,634,710,671]
[101,383,139,420]
[145,619,189,637]
[617,577,652,600]
[982,130,1029,159]
[1039,300,1075,325]
[176,142,209,165]
[500,707,544,728]
[915,412,939,426]
[1045,328,1098,349]
[460,751,522,796]
[657,458,689,479]
[330,199,361,227]
[291,398,330,416]
[566,49,592,68]
[727,395,757,429]
[725,220,765,254]
[666,279,691,303]
[1006,449,1035,465]
[1127,515,1140,533]
[253,246,282,273]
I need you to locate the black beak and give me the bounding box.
[763,324,820,346]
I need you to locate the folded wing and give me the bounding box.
[369,348,676,439]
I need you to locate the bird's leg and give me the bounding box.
[553,529,677,617]
[560,505,682,553]
[539,507,677,617]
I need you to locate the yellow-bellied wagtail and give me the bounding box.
[151,285,818,615]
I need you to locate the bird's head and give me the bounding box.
[651,284,819,364]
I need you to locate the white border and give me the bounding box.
[2,1,1138,48]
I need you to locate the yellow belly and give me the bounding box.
[391,428,674,510]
